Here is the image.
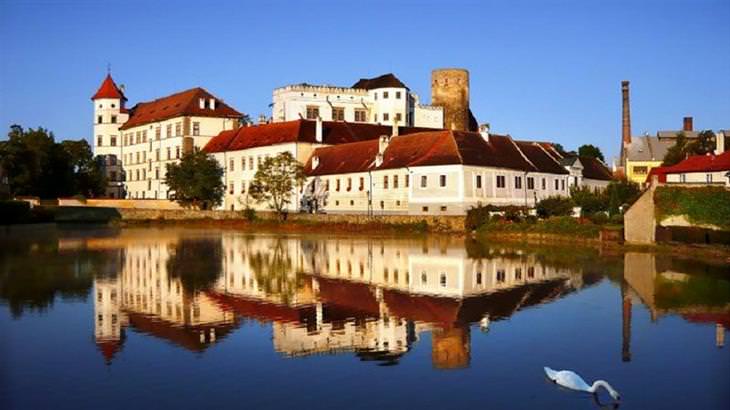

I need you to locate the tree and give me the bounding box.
[662,130,716,166]
[60,140,106,197]
[578,144,605,162]
[554,144,576,157]
[249,151,305,219]
[165,150,224,209]
[605,179,641,215]
[0,125,75,198]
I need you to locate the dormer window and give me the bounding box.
[199,98,205,109]
[311,156,319,169]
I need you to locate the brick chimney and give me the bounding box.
[683,116,693,132]
[621,81,631,146]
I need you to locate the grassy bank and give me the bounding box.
[476,216,612,239]
[655,186,730,229]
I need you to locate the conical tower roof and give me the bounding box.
[92,74,126,101]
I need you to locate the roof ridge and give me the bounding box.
[449,131,465,165]
[508,136,538,172]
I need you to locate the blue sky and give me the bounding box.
[1,0,728,161]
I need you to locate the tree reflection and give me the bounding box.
[167,238,223,294]
[247,238,304,304]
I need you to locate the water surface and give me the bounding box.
[1,226,728,409]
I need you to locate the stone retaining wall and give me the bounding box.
[118,208,466,232]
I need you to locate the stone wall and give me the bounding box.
[118,208,466,232]
[623,185,656,244]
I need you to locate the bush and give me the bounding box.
[242,207,257,222]
[609,214,624,225]
[466,204,529,230]
[570,186,607,216]
[588,211,609,225]
[536,196,574,218]
[654,186,730,229]
[0,200,31,224]
[465,205,493,231]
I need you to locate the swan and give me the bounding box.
[544,367,621,402]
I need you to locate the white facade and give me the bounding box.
[666,171,730,186]
[271,83,443,129]
[93,97,129,197]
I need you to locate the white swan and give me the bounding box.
[544,367,621,401]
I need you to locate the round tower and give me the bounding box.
[431,68,470,131]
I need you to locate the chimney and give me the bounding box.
[716,131,726,155]
[621,81,631,146]
[315,116,323,143]
[683,116,693,132]
[391,116,399,137]
[376,134,390,167]
[479,123,490,142]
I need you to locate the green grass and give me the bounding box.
[477,216,601,239]
[655,186,730,229]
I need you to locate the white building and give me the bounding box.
[271,73,443,129]
[91,74,243,199]
[303,129,572,215]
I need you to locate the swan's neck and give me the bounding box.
[589,380,615,395]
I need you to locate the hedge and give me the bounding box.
[654,186,730,229]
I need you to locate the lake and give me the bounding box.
[1,226,728,409]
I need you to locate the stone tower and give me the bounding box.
[431,68,470,131]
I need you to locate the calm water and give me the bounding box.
[1,226,728,409]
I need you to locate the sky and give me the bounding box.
[0,0,728,162]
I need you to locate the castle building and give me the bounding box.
[271,73,444,129]
[91,74,243,199]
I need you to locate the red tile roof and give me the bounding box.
[662,152,730,174]
[645,166,668,184]
[96,339,123,364]
[203,119,429,153]
[514,141,569,175]
[578,156,613,180]
[305,130,542,176]
[91,74,127,101]
[119,87,242,130]
[352,73,408,90]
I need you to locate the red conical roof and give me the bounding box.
[92,74,126,100]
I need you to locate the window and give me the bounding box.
[175,146,180,159]
[420,175,428,188]
[383,91,389,99]
[515,268,522,280]
[325,179,330,191]
[497,175,506,188]
[229,159,234,171]
[542,178,546,190]
[175,122,181,136]
[332,107,344,121]
[111,115,117,124]
[680,174,687,183]
[394,175,399,188]
[336,179,340,191]
[555,179,559,190]
[706,173,713,183]
[249,157,254,169]
[155,149,160,161]
[241,181,247,193]
[166,147,171,160]
[561,179,565,190]
[515,176,522,189]
[476,175,482,189]
[306,106,319,120]
[97,136,103,146]
[380,200,384,209]
[383,113,390,121]
[528,267,535,278]
[374,114,378,122]
[350,200,354,206]
[354,109,367,122]
[440,273,447,287]
[166,124,172,138]
[405,174,409,187]
[142,130,147,143]
[633,166,648,175]
[359,177,364,191]
[374,92,377,100]
[155,127,161,140]
[110,136,117,146]
[97,115,103,124]
[440,206,447,212]
[347,178,352,191]
[527,177,534,190]
[192,122,200,136]
[395,113,402,123]
[422,206,429,212]
[421,272,428,284]
[496,269,506,283]
[155,168,159,179]
[229,183,234,195]
[440,175,446,187]
[476,272,482,285]
[396,91,401,99]
[383,175,389,189]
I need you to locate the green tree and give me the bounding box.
[605,179,641,215]
[249,152,306,219]
[662,130,716,166]
[578,144,605,162]
[0,125,75,198]
[60,140,106,197]
[165,150,224,209]
[570,185,608,215]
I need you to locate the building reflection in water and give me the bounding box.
[87,232,729,368]
[622,252,730,359]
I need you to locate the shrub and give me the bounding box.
[570,186,607,216]
[466,204,529,230]
[588,211,609,225]
[536,196,575,218]
[0,200,31,224]
[242,207,257,222]
[609,214,624,225]
[654,186,730,229]
[465,205,493,231]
